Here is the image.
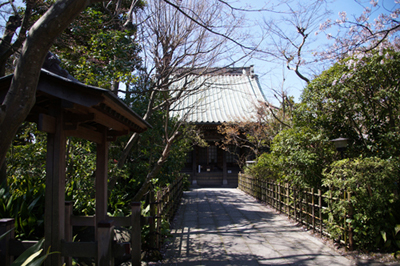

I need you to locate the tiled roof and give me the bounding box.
[171,66,266,124]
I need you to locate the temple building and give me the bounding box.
[171,66,267,186]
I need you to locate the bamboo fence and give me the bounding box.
[238,173,353,250]
[146,174,184,251]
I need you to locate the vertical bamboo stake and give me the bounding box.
[305,190,308,229]
[318,189,322,237]
[251,176,253,196]
[271,182,274,208]
[258,177,260,199]
[294,187,297,222]
[276,183,279,210]
[312,188,315,233]
[278,183,281,213]
[270,181,272,206]
[343,191,347,248]
[286,183,290,217]
[274,183,276,209]
[263,180,266,202]
[348,191,354,251]
[299,190,303,225]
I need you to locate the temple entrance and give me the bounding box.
[182,142,240,187]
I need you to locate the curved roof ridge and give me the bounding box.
[170,66,266,124]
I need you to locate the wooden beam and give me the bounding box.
[38,113,56,134]
[61,99,74,109]
[65,112,95,124]
[61,241,97,258]
[73,104,129,133]
[63,112,96,132]
[102,96,149,132]
[70,216,95,227]
[107,216,131,227]
[37,78,103,108]
[65,126,103,144]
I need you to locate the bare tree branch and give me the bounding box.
[162,0,274,56]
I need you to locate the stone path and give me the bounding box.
[161,188,355,266]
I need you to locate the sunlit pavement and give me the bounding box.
[160,188,357,266]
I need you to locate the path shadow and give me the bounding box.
[161,188,351,266]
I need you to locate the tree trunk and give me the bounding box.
[132,131,179,202]
[117,90,156,168]
[0,0,104,168]
[0,161,6,186]
[111,80,119,96]
[117,132,140,169]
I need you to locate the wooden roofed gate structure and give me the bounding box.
[0,64,151,265]
[171,66,267,187]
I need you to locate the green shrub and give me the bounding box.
[181,174,191,191]
[245,152,278,180]
[1,123,47,240]
[322,157,400,250]
[271,126,334,188]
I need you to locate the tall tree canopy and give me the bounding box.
[296,47,400,158]
[53,0,145,89]
[0,0,106,173]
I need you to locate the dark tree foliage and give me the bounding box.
[52,1,145,89]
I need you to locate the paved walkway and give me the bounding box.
[162,188,354,266]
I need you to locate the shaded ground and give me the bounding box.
[159,188,357,266]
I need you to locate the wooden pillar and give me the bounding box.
[222,149,228,185]
[96,127,109,239]
[131,202,141,266]
[0,218,15,265]
[64,201,73,266]
[97,220,115,266]
[45,106,66,266]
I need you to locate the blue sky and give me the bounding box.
[230,0,398,105]
[2,0,397,106]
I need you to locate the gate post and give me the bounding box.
[0,218,15,265]
[64,201,73,266]
[131,202,141,266]
[97,220,115,266]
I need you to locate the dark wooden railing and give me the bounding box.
[238,173,353,250]
[0,175,184,265]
